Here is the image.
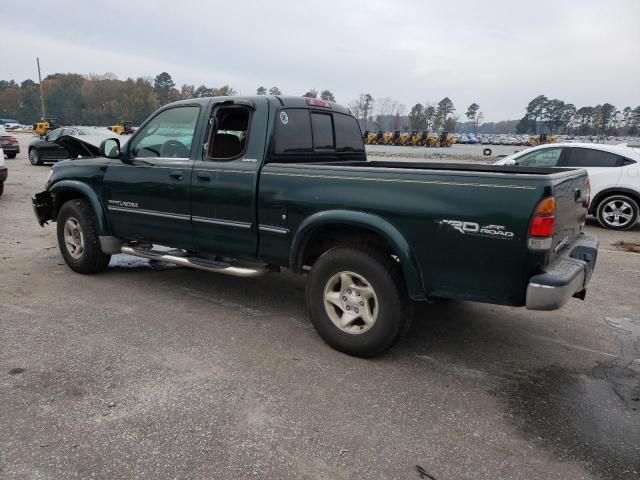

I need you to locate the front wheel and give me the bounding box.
[57,199,111,273]
[29,149,42,166]
[305,246,411,357]
[596,195,639,230]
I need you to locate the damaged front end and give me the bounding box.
[32,191,54,226]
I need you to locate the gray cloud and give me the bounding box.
[4,0,640,121]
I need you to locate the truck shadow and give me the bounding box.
[101,259,639,479]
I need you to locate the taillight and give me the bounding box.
[528,197,555,250]
[8,137,17,143]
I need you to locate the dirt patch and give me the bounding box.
[612,241,640,253]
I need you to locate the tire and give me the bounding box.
[56,199,111,273]
[305,245,412,357]
[0,182,4,197]
[29,148,42,166]
[596,194,639,231]
[6,153,16,159]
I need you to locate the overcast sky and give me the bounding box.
[4,0,639,121]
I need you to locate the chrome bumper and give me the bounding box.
[526,235,598,311]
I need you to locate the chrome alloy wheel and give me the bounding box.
[63,217,85,259]
[602,199,634,228]
[323,271,379,334]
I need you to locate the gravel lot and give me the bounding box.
[1,134,639,479]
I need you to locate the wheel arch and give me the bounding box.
[49,180,111,236]
[590,187,640,213]
[290,210,426,301]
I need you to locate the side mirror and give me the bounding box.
[100,138,121,159]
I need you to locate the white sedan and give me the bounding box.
[494,142,640,230]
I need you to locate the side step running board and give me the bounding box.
[121,246,269,278]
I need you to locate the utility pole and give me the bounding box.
[37,57,46,120]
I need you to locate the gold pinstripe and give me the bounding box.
[261,171,536,190]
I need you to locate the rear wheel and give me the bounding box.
[57,199,111,273]
[305,246,412,357]
[596,195,639,230]
[29,149,42,166]
[6,153,16,159]
[0,182,4,197]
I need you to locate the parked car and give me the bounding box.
[28,127,90,165]
[0,131,19,158]
[494,143,640,230]
[33,96,597,357]
[0,147,6,197]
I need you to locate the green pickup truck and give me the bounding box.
[33,96,598,357]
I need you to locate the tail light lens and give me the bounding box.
[528,197,555,250]
[583,179,591,209]
[8,137,17,143]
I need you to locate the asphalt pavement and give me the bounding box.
[1,135,639,479]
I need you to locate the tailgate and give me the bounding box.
[548,169,589,262]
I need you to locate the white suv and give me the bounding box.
[494,143,640,230]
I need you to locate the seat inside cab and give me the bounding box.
[210,107,250,159]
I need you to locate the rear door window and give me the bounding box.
[515,148,563,166]
[562,148,623,167]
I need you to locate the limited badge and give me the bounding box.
[279,111,289,125]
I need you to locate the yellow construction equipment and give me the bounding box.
[422,132,440,147]
[380,131,395,145]
[437,132,454,147]
[33,117,61,137]
[108,120,134,135]
[527,133,556,146]
[410,131,426,146]
[395,131,412,146]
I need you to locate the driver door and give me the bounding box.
[103,105,203,248]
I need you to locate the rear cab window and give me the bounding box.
[272,108,364,162]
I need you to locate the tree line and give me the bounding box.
[516,95,640,136]
[0,72,236,126]
[1,73,638,136]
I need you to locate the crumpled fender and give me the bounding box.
[49,180,111,236]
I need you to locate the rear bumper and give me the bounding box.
[526,234,598,310]
[1,145,20,153]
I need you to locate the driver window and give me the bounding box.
[129,106,200,159]
[516,148,562,167]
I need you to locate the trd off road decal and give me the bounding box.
[279,111,289,125]
[437,219,514,240]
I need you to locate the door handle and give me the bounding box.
[196,172,211,182]
[169,170,184,181]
